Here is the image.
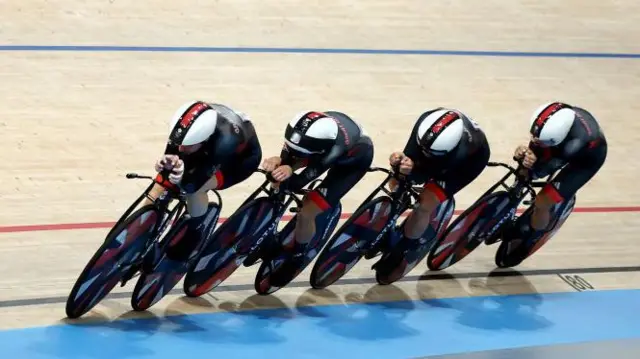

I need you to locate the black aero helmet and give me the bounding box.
[283,111,338,157]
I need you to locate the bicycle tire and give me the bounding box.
[495,195,576,268]
[183,197,278,297]
[65,205,160,318]
[310,197,395,289]
[427,191,514,271]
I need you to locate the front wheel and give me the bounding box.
[427,191,515,271]
[310,197,395,289]
[65,205,160,318]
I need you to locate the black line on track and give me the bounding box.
[2,265,639,309]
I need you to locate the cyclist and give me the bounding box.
[506,101,607,241]
[144,101,262,271]
[383,108,490,263]
[261,110,374,286]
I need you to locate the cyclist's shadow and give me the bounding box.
[418,269,552,332]
[295,284,420,341]
[160,293,292,344]
[32,310,161,359]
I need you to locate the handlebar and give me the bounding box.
[126,173,154,180]
[367,167,393,175]
[256,168,316,213]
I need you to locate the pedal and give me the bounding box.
[364,231,391,260]
[364,249,383,260]
[363,247,380,260]
[243,240,277,267]
[484,235,502,245]
[243,249,262,267]
[120,265,141,287]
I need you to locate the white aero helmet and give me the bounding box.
[284,111,338,158]
[529,102,575,146]
[168,101,218,146]
[416,108,464,157]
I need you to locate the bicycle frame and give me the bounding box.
[482,162,548,206]
[361,167,423,255]
[243,169,321,258]
[470,162,552,243]
[112,172,223,263]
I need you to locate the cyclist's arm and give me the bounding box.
[288,144,344,191]
[401,121,429,184]
[279,145,308,171]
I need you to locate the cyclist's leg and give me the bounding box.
[404,145,490,242]
[530,141,607,232]
[293,142,374,250]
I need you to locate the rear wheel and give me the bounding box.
[427,192,515,271]
[310,197,394,289]
[65,205,160,318]
[495,195,576,268]
[183,197,278,297]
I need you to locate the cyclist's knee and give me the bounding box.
[300,198,323,220]
[534,184,563,212]
[186,191,209,217]
[418,184,446,214]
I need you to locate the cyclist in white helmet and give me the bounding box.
[382,108,490,259]
[260,110,374,286]
[506,101,607,241]
[143,101,262,270]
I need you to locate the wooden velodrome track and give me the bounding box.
[0,0,639,331]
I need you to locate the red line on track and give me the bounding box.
[0,206,638,234]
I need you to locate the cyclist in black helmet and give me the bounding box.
[505,102,607,242]
[143,101,262,271]
[261,111,374,286]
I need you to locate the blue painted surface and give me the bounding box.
[0,45,639,58]
[1,289,639,359]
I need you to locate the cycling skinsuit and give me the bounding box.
[280,111,374,209]
[403,109,491,200]
[529,106,607,203]
[159,103,262,193]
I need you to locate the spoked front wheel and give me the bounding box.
[310,197,394,289]
[65,205,160,318]
[495,195,576,268]
[427,191,515,271]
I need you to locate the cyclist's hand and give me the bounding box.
[388,178,399,192]
[399,156,413,175]
[261,156,282,172]
[522,150,537,169]
[168,159,185,184]
[272,165,293,182]
[513,145,528,160]
[155,154,180,172]
[389,152,404,166]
